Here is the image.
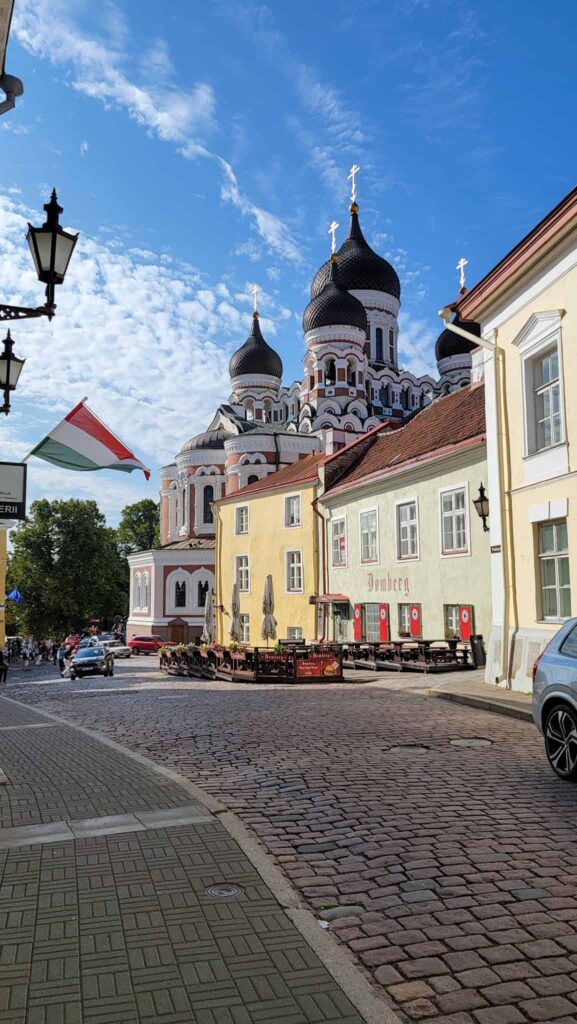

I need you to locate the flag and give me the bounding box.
[6,588,23,603]
[29,400,150,480]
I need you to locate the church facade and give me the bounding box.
[127,193,480,642]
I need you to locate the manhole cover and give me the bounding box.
[206,884,243,899]
[389,744,429,754]
[450,737,493,748]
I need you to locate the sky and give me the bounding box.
[1,0,576,523]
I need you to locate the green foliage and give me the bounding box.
[117,498,160,554]
[6,499,129,639]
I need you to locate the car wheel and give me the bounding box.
[132,647,139,655]
[544,703,577,780]
[70,671,76,680]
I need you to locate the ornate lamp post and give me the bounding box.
[0,190,78,322]
[473,483,490,532]
[0,331,25,414]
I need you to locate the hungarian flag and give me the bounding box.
[29,400,150,480]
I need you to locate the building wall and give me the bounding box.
[479,244,577,689]
[322,446,491,645]
[126,549,214,642]
[215,483,319,646]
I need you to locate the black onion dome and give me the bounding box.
[303,257,368,334]
[180,428,233,453]
[229,312,283,379]
[435,317,481,362]
[310,204,401,300]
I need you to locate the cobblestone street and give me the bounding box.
[6,661,577,1023]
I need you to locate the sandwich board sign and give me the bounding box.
[0,462,27,520]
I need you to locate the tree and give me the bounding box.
[6,499,129,639]
[117,498,160,553]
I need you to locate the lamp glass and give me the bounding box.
[0,353,25,389]
[473,493,489,519]
[53,230,77,280]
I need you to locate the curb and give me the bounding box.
[429,689,533,722]
[0,693,402,1024]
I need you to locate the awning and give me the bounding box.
[316,594,349,604]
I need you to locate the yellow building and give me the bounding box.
[451,186,577,689]
[214,454,324,646]
[0,526,6,646]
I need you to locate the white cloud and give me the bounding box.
[397,311,437,378]
[79,139,89,157]
[13,0,302,263]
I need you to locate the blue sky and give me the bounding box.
[1,0,575,522]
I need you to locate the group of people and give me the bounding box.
[0,626,126,682]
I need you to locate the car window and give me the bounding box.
[561,625,577,659]
[77,648,104,658]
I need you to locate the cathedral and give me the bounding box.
[127,184,480,642]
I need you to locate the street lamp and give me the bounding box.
[0,331,25,414]
[473,482,490,532]
[0,189,78,322]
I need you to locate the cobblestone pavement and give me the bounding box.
[0,692,365,1024]
[6,662,577,1024]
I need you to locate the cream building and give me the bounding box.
[450,185,577,689]
[319,385,491,647]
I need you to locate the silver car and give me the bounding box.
[533,618,577,779]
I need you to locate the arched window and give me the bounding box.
[247,474,259,485]
[203,485,214,524]
[375,327,383,362]
[309,374,314,391]
[389,328,395,364]
[325,359,336,385]
[175,581,186,608]
[198,581,209,608]
[141,573,149,610]
[347,360,356,386]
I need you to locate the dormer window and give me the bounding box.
[375,327,383,362]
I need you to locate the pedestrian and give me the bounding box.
[52,641,57,666]
[0,649,8,684]
[22,645,30,671]
[57,642,66,676]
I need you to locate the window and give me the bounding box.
[444,604,460,640]
[389,328,395,364]
[240,614,250,643]
[360,509,378,563]
[561,624,577,659]
[534,349,561,452]
[398,604,411,637]
[539,520,571,619]
[325,358,336,385]
[236,555,250,593]
[175,581,186,608]
[236,506,249,535]
[287,626,303,641]
[286,550,303,592]
[375,327,383,362]
[362,603,380,642]
[141,573,149,610]
[203,485,214,524]
[397,501,418,559]
[285,494,301,528]
[441,487,468,554]
[133,574,141,609]
[180,487,186,526]
[332,519,347,567]
[198,581,209,608]
[247,474,259,485]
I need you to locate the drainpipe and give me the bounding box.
[438,310,515,686]
[312,496,327,642]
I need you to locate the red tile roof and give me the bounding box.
[324,384,485,495]
[217,452,326,503]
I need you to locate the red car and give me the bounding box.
[128,635,165,655]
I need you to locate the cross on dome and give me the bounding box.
[328,220,339,255]
[456,257,468,292]
[348,163,360,203]
[251,283,260,313]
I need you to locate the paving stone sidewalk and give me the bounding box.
[0,696,367,1024]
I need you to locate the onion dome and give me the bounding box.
[303,256,368,334]
[229,311,283,380]
[310,203,401,300]
[435,316,481,362]
[180,428,233,453]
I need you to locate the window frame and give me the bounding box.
[398,603,411,638]
[395,498,419,561]
[439,483,470,557]
[285,548,304,594]
[362,602,380,642]
[235,505,249,535]
[444,604,460,640]
[239,614,250,644]
[284,492,302,529]
[203,483,215,525]
[287,626,303,641]
[533,349,562,453]
[235,553,250,594]
[359,507,379,565]
[538,519,571,622]
[331,516,347,568]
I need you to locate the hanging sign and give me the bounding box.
[0,462,27,520]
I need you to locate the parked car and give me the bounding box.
[65,634,81,646]
[533,618,577,779]
[128,635,165,655]
[69,646,114,680]
[100,639,131,659]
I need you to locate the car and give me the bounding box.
[65,634,81,646]
[69,646,114,680]
[128,635,165,655]
[533,618,577,780]
[100,639,132,659]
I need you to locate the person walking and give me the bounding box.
[0,649,8,684]
[57,642,67,676]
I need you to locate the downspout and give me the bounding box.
[213,503,222,644]
[437,312,515,685]
[312,495,327,642]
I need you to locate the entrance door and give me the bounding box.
[169,621,186,644]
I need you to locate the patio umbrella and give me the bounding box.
[201,589,215,644]
[229,583,241,642]
[261,574,277,646]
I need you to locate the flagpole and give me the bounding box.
[21,396,88,463]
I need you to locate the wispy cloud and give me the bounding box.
[13,0,303,264]
[79,139,89,157]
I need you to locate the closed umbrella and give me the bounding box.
[229,583,241,642]
[201,589,215,644]
[261,574,277,646]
